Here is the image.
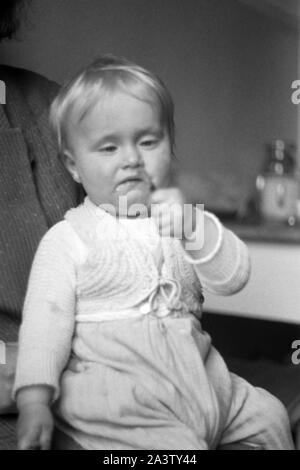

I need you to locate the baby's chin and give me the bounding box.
[115,182,151,217]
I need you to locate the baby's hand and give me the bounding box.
[17,403,54,450]
[295,422,300,450]
[292,417,300,449]
[150,187,195,240]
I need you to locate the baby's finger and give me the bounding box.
[18,433,40,450]
[150,202,170,220]
[151,206,170,231]
[152,214,174,238]
[40,429,52,450]
[151,187,185,206]
[150,189,169,204]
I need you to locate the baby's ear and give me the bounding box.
[62,150,81,183]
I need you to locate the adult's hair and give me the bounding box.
[0,0,28,41]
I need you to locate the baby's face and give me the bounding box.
[65,90,172,214]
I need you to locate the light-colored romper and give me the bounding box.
[14,199,294,450]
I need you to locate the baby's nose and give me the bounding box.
[123,146,143,166]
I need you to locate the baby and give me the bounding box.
[14,55,293,450]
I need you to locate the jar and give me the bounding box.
[256,140,299,224]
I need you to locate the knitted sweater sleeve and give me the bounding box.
[184,212,251,296]
[13,222,78,401]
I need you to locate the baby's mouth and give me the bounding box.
[116,175,151,193]
[115,175,154,217]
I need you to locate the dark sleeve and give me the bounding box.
[15,67,60,118]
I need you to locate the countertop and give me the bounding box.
[221,217,300,244]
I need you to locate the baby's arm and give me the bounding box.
[288,396,300,449]
[150,187,250,295]
[295,423,300,450]
[13,222,78,450]
[183,208,251,295]
[17,386,54,450]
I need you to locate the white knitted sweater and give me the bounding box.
[14,197,250,399]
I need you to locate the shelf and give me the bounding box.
[223,220,300,244]
[204,240,300,324]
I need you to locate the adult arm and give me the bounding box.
[0,343,18,414]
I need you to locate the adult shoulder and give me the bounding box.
[0,64,59,117]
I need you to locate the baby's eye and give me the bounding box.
[99,145,117,153]
[140,139,158,148]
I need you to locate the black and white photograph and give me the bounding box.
[0,0,300,453]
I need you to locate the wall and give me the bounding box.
[298,7,300,167]
[0,0,298,209]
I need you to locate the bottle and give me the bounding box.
[256,140,299,224]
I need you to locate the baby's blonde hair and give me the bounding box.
[50,54,175,155]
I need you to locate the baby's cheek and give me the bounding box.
[144,151,171,189]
